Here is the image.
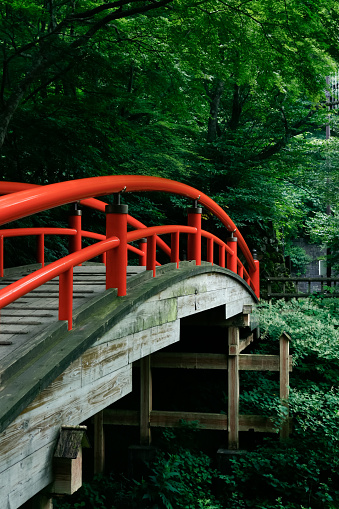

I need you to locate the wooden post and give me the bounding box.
[280,331,291,440]
[94,410,105,474]
[140,355,152,445]
[228,326,240,449]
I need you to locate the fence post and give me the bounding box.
[227,231,237,273]
[106,196,128,296]
[138,238,147,267]
[280,331,291,440]
[187,201,202,265]
[249,249,260,299]
[68,205,82,255]
[228,326,240,450]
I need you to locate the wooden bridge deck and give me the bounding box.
[0,264,145,366]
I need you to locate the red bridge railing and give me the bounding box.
[0,176,259,330]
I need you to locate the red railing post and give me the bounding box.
[0,235,4,277]
[207,238,214,264]
[227,232,237,274]
[68,205,82,257]
[138,237,147,266]
[219,245,225,268]
[37,233,44,267]
[106,199,128,296]
[59,267,73,330]
[171,231,180,268]
[147,235,157,277]
[238,264,244,279]
[249,249,260,299]
[187,202,202,265]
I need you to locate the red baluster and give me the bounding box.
[187,202,202,265]
[238,264,244,279]
[249,249,260,299]
[138,237,147,266]
[171,231,180,268]
[59,267,73,330]
[0,235,4,278]
[106,199,128,296]
[227,232,237,273]
[37,233,44,268]
[147,235,157,277]
[219,244,225,268]
[207,238,214,264]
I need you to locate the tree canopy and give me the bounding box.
[1,0,339,261]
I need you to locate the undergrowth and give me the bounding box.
[54,297,339,509]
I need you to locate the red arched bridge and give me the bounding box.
[0,176,291,509]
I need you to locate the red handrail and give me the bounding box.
[0,177,260,316]
[0,176,255,270]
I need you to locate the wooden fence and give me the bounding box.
[265,277,339,300]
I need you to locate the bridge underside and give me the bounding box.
[0,262,257,509]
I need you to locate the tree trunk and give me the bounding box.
[207,79,224,142]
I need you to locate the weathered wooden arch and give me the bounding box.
[0,263,257,509]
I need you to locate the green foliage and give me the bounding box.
[284,245,312,275]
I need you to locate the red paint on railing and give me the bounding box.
[0,177,260,325]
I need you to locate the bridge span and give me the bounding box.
[0,176,268,508]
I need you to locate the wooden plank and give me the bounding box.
[103,410,277,433]
[127,321,180,364]
[150,352,228,370]
[0,364,132,476]
[0,442,55,509]
[239,354,293,372]
[149,352,293,371]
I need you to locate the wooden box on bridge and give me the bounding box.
[52,425,90,496]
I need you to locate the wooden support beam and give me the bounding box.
[140,355,152,445]
[228,326,240,450]
[239,333,253,352]
[103,409,277,433]
[280,331,291,440]
[146,352,293,371]
[94,410,105,475]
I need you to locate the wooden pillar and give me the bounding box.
[280,331,291,440]
[228,326,240,450]
[94,410,105,474]
[140,355,152,445]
